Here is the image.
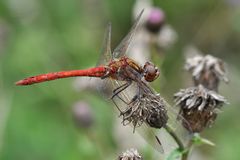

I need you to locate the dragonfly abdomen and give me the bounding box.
[15,66,107,85]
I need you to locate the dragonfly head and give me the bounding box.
[143,62,160,82]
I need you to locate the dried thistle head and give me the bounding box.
[185,54,228,91]
[174,85,228,133]
[118,148,142,160]
[120,93,168,132]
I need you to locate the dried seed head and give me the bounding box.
[174,85,228,133]
[72,101,94,129]
[185,54,228,91]
[118,148,142,160]
[121,93,168,131]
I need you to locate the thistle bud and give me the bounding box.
[174,85,228,133]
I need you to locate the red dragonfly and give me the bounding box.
[15,10,161,111]
[16,10,169,152]
[15,10,159,88]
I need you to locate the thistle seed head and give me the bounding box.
[121,93,168,131]
[174,85,228,133]
[185,54,228,91]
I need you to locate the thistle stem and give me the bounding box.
[164,124,185,150]
[164,124,189,160]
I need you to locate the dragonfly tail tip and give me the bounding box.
[15,80,25,86]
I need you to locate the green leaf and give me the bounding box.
[192,133,215,146]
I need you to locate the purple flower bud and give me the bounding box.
[72,101,94,129]
[146,8,166,33]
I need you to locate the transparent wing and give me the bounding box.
[135,123,164,153]
[111,80,137,111]
[163,99,192,144]
[112,9,144,58]
[96,23,112,66]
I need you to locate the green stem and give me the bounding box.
[165,124,189,160]
[182,140,193,160]
[164,125,185,151]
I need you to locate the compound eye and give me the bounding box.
[143,62,160,82]
[148,65,156,75]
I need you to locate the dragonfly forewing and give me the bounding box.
[113,9,144,59]
[96,22,112,66]
[163,99,193,144]
[135,123,164,153]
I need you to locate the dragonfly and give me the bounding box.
[16,10,173,152]
[15,10,160,116]
[15,10,158,90]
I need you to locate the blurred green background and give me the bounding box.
[0,0,240,160]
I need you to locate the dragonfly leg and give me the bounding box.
[101,67,111,79]
[120,87,140,108]
[111,93,135,117]
[110,81,132,113]
[111,98,124,114]
[111,96,136,116]
[114,94,129,105]
[114,91,138,106]
[111,81,132,100]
